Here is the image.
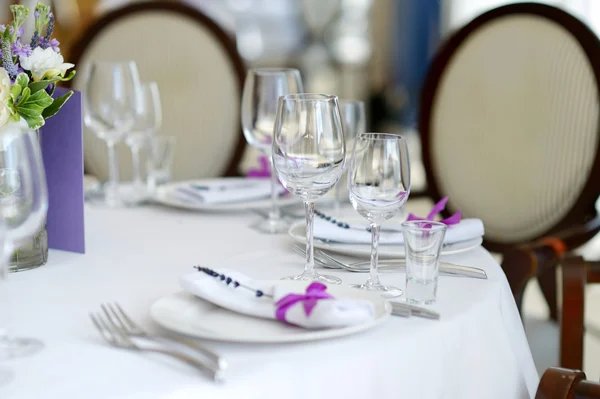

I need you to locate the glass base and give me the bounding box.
[282,270,342,285]
[10,224,48,272]
[350,282,403,298]
[0,337,44,360]
[250,216,290,234]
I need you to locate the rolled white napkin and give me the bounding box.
[173,179,285,204]
[180,268,375,329]
[313,217,485,245]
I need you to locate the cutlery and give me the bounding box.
[291,245,487,279]
[90,311,223,381]
[391,302,440,320]
[192,182,257,191]
[100,302,225,370]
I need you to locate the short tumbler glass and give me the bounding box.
[402,220,447,304]
[146,135,175,193]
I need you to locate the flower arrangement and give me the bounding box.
[0,2,75,130]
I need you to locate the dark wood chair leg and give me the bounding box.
[501,249,537,315]
[560,256,586,370]
[538,259,559,321]
[536,367,586,399]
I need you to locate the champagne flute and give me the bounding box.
[124,81,162,203]
[333,100,366,214]
[0,128,48,363]
[348,133,410,298]
[241,68,303,234]
[83,61,141,207]
[273,94,345,284]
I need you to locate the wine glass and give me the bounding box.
[348,133,410,298]
[333,100,366,214]
[83,61,141,207]
[124,81,162,204]
[241,68,303,234]
[0,128,48,363]
[273,94,345,284]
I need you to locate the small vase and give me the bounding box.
[9,128,48,272]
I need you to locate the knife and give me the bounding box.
[391,302,440,320]
[344,261,487,279]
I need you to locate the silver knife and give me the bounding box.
[344,261,487,279]
[391,302,440,320]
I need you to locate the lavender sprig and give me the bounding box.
[30,30,39,49]
[194,266,271,298]
[40,13,54,49]
[1,37,18,79]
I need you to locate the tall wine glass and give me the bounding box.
[348,133,410,298]
[0,128,48,364]
[124,81,162,203]
[242,68,303,234]
[273,94,345,284]
[333,100,366,214]
[83,61,141,207]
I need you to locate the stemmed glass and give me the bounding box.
[273,94,345,284]
[348,133,410,298]
[333,100,366,214]
[124,81,162,203]
[83,61,141,207]
[0,128,48,365]
[242,68,303,234]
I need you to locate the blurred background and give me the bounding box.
[3,0,600,380]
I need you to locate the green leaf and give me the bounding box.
[28,80,53,94]
[13,89,53,130]
[10,84,21,102]
[15,73,29,89]
[60,70,76,82]
[42,91,73,119]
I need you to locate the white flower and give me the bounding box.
[0,67,12,129]
[19,47,74,82]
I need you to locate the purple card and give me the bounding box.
[40,88,85,254]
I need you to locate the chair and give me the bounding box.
[536,367,600,398]
[418,3,600,314]
[68,1,247,181]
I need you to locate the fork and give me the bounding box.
[292,245,487,279]
[90,311,223,381]
[100,302,225,370]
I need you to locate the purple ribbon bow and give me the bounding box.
[275,282,334,322]
[247,155,271,178]
[406,196,461,226]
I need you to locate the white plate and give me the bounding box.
[152,178,300,212]
[150,281,391,343]
[288,221,483,258]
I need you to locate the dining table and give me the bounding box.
[0,198,539,399]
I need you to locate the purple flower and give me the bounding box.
[34,11,39,18]
[48,38,60,53]
[10,40,31,57]
[2,38,18,78]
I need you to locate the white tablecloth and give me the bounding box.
[0,203,539,399]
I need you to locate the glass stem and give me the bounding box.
[304,201,316,274]
[268,156,281,221]
[368,223,381,285]
[105,140,120,206]
[130,144,143,189]
[0,237,7,280]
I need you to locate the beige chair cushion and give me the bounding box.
[73,8,243,181]
[429,13,599,243]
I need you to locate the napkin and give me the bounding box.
[173,180,284,204]
[313,217,485,245]
[180,269,375,329]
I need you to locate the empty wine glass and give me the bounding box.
[242,68,303,234]
[348,133,410,298]
[83,61,141,207]
[333,100,366,214]
[0,127,48,362]
[124,81,162,204]
[273,94,345,284]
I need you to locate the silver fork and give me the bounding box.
[291,245,339,269]
[292,245,487,279]
[101,302,225,370]
[90,311,223,381]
